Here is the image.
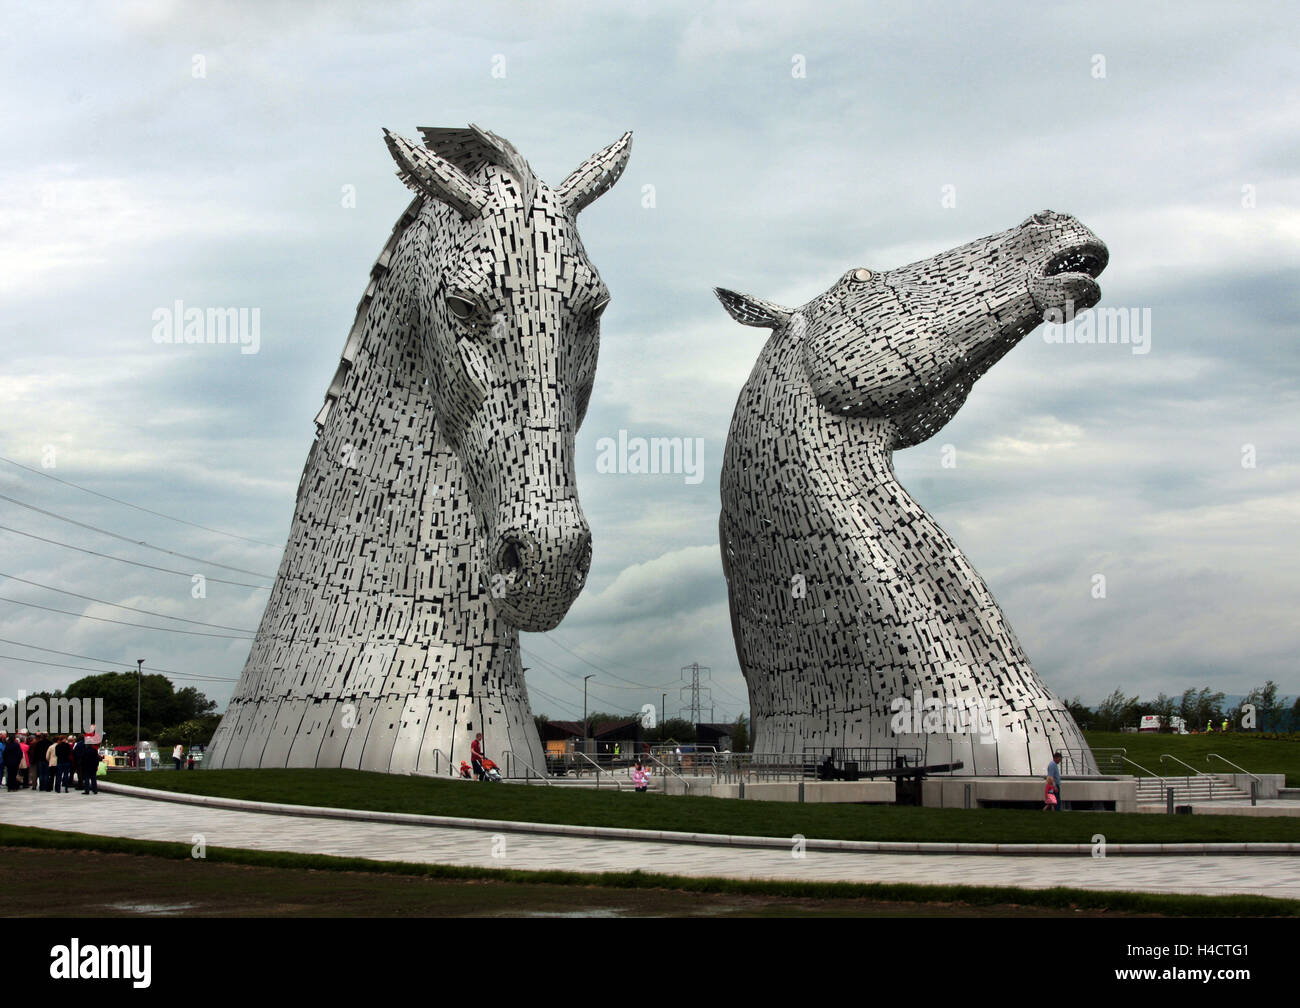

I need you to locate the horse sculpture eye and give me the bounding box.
[446,294,476,321]
[852,268,873,282]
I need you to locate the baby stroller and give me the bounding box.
[480,757,503,783]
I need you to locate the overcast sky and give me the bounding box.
[1,0,1297,727]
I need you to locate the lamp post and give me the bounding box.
[136,658,144,770]
[661,692,667,744]
[583,674,594,756]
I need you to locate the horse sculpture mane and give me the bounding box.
[207,124,630,776]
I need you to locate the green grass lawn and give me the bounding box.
[1083,730,1300,786]
[0,840,1182,918]
[119,768,1300,844]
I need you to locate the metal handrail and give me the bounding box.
[500,749,554,786]
[1160,754,1213,800]
[1119,754,1168,783]
[640,750,685,783]
[574,750,622,789]
[1160,754,1211,778]
[429,747,453,776]
[1064,746,1120,776]
[1207,753,1260,783]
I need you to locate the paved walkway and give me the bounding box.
[1,789,1297,899]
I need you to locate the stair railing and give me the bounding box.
[1207,754,1261,806]
[1160,753,1214,800]
[500,749,554,786]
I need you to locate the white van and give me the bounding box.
[1138,715,1189,734]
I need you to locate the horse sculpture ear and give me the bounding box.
[714,288,793,329]
[556,132,633,215]
[383,128,488,219]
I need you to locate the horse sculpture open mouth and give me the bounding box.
[1043,242,1109,279]
[1031,240,1108,318]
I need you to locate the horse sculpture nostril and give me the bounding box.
[496,538,527,580]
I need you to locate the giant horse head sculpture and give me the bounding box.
[384,125,630,631]
[718,210,1108,448]
[205,125,630,776]
[715,211,1108,775]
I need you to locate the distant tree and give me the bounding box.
[62,672,216,743]
[1258,681,1281,731]
[729,713,750,753]
[160,717,219,748]
[173,686,217,720]
[1193,688,1226,730]
[648,718,696,744]
[581,710,625,738]
[1065,697,1093,730]
[1094,688,1140,732]
[1178,688,1199,729]
[1148,692,1177,731]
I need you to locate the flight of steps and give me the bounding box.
[508,775,665,791]
[1136,774,1251,806]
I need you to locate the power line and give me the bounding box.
[0,453,281,548]
[539,631,676,689]
[0,653,118,676]
[0,595,255,640]
[0,492,277,580]
[0,572,257,633]
[523,681,582,718]
[0,652,237,683]
[523,648,664,691]
[0,636,239,681]
[520,648,638,711]
[0,524,271,589]
[541,633,681,680]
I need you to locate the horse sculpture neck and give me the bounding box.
[205,122,631,779]
[720,314,1091,776]
[207,198,543,775]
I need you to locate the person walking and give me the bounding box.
[172,743,184,771]
[1043,774,1059,810]
[470,733,486,781]
[1045,751,1063,811]
[631,761,650,793]
[74,736,100,794]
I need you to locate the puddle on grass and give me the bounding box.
[516,908,631,918]
[99,902,199,915]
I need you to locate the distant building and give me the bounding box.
[696,723,734,751]
[537,718,644,756]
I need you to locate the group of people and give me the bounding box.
[0,731,102,795]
